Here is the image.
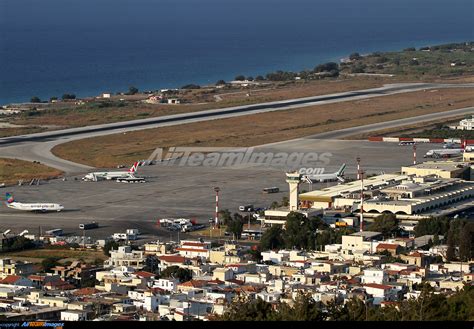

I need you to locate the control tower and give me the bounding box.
[285,172,302,211]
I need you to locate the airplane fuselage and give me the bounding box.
[304,174,340,182]
[83,171,133,181]
[7,202,64,212]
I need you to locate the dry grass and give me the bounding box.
[0,158,63,185]
[2,74,472,138]
[0,126,46,138]
[52,88,474,167]
[1,248,107,264]
[3,78,386,130]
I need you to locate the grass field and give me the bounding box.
[52,87,474,167]
[1,248,107,264]
[0,158,63,185]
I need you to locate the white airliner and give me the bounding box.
[5,193,64,212]
[302,164,346,183]
[83,162,139,181]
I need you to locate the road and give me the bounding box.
[0,82,473,173]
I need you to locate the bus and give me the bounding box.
[241,229,262,240]
[79,222,99,230]
[398,141,416,146]
[262,187,279,194]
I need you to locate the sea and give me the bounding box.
[0,0,473,105]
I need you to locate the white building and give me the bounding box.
[450,115,474,130]
[261,250,290,264]
[104,246,146,270]
[176,240,211,260]
[61,310,88,321]
[128,290,162,312]
[153,278,179,292]
[361,268,387,285]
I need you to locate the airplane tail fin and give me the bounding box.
[5,193,14,204]
[336,163,346,176]
[129,162,139,173]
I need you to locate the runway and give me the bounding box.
[1,82,473,173]
[2,83,446,145]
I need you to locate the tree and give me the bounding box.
[260,225,284,250]
[159,265,192,282]
[314,62,339,73]
[62,93,76,100]
[219,296,277,321]
[234,75,246,81]
[41,257,60,272]
[49,96,58,102]
[30,96,41,103]
[414,217,449,237]
[446,228,456,261]
[216,79,226,85]
[278,292,324,321]
[366,213,399,238]
[459,222,473,261]
[218,209,232,226]
[433,233,440,246]
[246,247,262,262]
[103,240,119,256]
[247,76,254,81]
[181,84,200,89]
[351,63,366,73]
[228,213,244,240]
[403,47,416,51]
[270,201,279,209]
[349,52,361,61]
[8,237,34,251]
[128,86,139,95]
[266,70,297,81]
[283,212,310,249]
[255,75,265,81]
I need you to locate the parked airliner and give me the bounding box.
[83,162,139,181]
[5,193,64,212]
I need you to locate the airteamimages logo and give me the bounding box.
[147,147,332,172]
[0,322,64,329]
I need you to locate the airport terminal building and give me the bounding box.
[299,162,474,219]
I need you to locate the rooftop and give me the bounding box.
[350,231,382,240]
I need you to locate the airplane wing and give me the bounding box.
[337,176,345,183]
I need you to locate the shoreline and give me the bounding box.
[2,39,472,107]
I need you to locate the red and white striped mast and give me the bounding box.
[356,156,361,180]
[214,187,220,228]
